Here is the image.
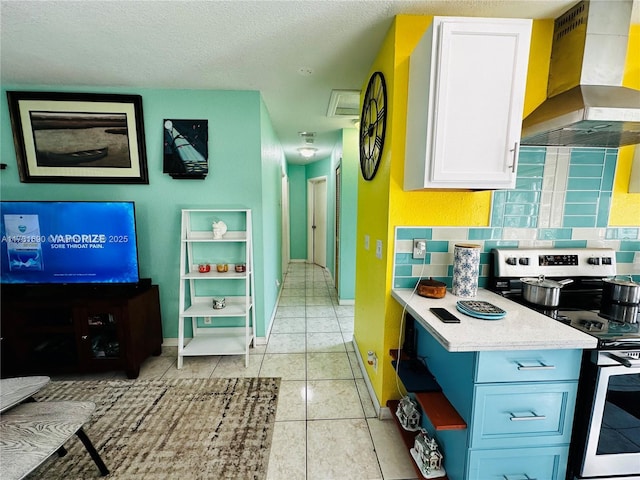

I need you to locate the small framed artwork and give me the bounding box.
[163,119,209,179]
[6,91,148,184]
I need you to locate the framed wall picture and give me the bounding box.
[6,91,149,184]
[163,119,208,179]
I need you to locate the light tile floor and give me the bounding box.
[66,263,418,480]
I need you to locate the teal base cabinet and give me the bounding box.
[467,446,569,480]
[410,324,582,479]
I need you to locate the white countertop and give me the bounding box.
[391,288,598,352]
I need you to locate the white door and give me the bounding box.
[281,174,290,275]
[307,177,327,267]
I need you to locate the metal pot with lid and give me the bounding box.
[602,276,640,305]
[520,275,573,307]
[600,275,640,324]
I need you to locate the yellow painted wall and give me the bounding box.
[612,23,640,225]
[355,15,640,407]
[353,20,398,402]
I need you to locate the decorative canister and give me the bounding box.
[452,244,481,298]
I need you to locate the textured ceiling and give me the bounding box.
[3,0,635,165]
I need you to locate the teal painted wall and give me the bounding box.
[288,164,307,260]
[258,98,285,335]
[0,84,283,341]
[338,128,358,301]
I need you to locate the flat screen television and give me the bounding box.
[0,201,140,286]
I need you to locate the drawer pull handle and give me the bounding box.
[509,411,546,422]
[516,360,555,371]
[503,476,537,480]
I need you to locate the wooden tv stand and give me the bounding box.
[0,283,162,379]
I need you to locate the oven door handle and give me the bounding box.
[605,352,639,368]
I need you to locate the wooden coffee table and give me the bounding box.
[0,377,108,479]
[0,376,50,412]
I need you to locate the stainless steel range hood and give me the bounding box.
[521,0,640,147]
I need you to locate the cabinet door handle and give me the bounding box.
[509,411,546,421]
[503,475,537,480]
[516,360,555,370]
[508,141,519,172]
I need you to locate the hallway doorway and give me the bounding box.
[307,176,327,267]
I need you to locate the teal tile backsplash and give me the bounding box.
[490,146,617,230]
[394,147,639,290]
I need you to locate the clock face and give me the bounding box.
[359,71,387,181]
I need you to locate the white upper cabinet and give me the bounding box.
[404,17,532,190]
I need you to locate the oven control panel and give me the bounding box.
[492,248,617,278]
[538,254,579,266]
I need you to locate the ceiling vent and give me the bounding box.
[327,89,360,117]
[298,131,315,144]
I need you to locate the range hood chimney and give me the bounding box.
[521,0,640,147]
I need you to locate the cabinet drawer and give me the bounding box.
[476,349,581,383]
[470,382,577,449]
[467,445,568,480]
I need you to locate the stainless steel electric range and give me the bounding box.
[490,248,640,480]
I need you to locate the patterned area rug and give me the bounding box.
[27,377,280,479]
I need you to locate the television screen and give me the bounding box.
[0,201,140,285]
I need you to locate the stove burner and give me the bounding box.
[578,319,605,331]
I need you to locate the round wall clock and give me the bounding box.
[359,71,387,181]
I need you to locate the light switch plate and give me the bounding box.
[364,234,370,250]
[376,240,382,259]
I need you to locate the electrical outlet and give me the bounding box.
[376,240,383,259]
[204,317,212,325]
[367,351,378,372]
[413,239,427,259]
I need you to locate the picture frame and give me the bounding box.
[163,119,209,179]
[6,91,149,184]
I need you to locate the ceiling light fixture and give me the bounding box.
[298,147,318,158]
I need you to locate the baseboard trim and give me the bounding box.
[352,337,390,420]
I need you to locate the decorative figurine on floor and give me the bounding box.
[396,395,421,431]
[410,429,445,479]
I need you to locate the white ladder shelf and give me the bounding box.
[177,208,255,368]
